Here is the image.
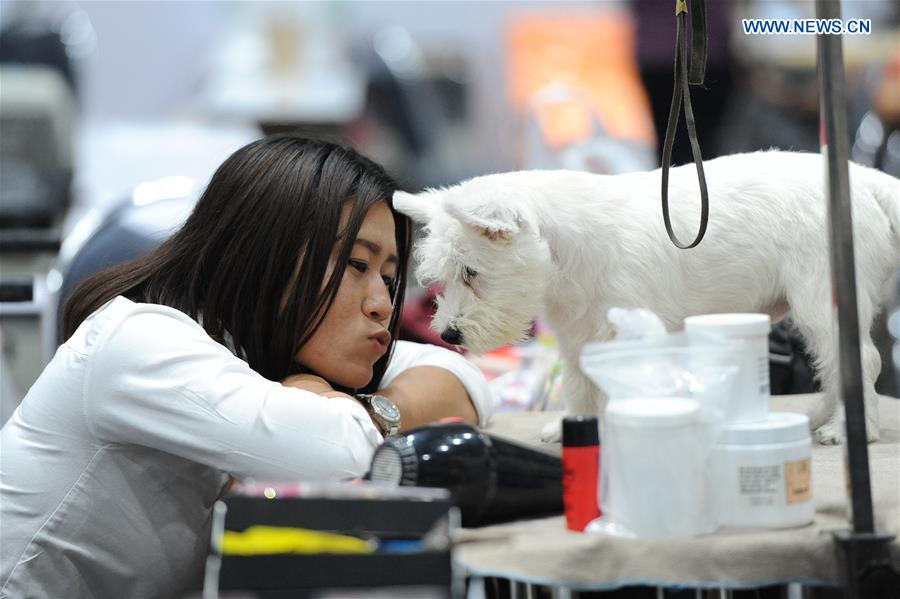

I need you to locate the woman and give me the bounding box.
[0,136,492,599]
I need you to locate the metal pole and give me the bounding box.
[815,1,900,596]
[814,0,874,534]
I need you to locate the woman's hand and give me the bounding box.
[282,373,360,402]
[282,373,335,395]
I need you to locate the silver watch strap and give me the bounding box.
[357,394,400,437]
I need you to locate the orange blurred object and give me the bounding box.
[506,11,656,149]
[874,54,900,126]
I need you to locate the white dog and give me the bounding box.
[393,151,900,444]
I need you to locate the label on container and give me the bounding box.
[758,355,770,395]
[785,457,812,504]
[738,465,781,506]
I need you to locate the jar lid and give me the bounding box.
[605,397,699,428]
[718,411,810,445]
[684,313,771,337]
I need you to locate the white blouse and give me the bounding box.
[0,296,492,599]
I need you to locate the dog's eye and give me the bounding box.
[462,267,478,283]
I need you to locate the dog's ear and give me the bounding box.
[392,190,440,223]
[446,201,530,243]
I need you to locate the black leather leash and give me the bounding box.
[660,0,709,249]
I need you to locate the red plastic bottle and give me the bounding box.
[562,415,601,531]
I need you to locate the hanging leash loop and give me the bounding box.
[660,0,709,249]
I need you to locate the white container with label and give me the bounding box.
[604,397,713,539]
[712,411,814,528]
[684,313,771,423]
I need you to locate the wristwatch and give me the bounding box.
[356,394,401,437]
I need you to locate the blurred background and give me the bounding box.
[1,0,898,422]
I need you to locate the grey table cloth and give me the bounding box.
[455,394,900,590]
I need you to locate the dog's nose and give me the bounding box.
[441,327,462,345]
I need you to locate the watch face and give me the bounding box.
[372,395,400,421]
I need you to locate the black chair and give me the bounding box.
[55,179,199,343]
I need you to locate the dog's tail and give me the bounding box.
[861,167,900,262]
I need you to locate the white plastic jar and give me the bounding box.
[712,411,814,528]
[604,397,713,539]
[684,313,771,423]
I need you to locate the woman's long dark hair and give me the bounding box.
[62,136,409,392]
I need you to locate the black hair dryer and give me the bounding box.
[368,422,563,527]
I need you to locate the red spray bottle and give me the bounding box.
[562,415,601,531]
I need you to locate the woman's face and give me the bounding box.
[294,202,398,389]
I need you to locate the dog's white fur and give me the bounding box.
[394,151,900,444]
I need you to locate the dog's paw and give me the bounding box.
[812,414,880,444]
[866,408,880,443]
[813,406,880,445]
[866,426,881,443]
[813,420,843,445]
[540,419,563,443]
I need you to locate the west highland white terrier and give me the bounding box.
[394,151,900,444]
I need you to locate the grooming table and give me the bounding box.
[455,394,900,591]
